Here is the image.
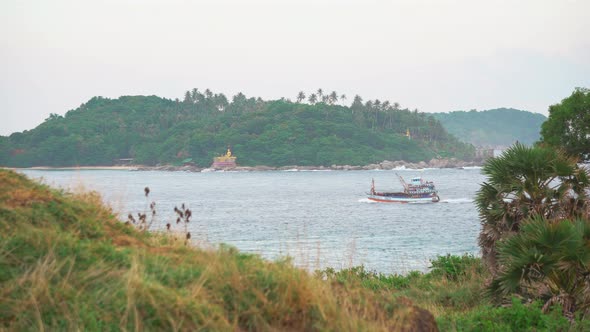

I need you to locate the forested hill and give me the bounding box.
[433,108,546,146]
[0,90,474,167]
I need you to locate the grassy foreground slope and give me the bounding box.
[1,169,584,331]
[0,169,439,331]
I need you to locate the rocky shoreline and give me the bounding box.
[135,158,483,172]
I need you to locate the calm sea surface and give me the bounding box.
[20,168,485,274]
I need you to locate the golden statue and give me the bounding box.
[212,147,237,168]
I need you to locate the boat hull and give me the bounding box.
[367,193,440,203]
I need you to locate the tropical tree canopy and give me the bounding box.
[0,90,475,167]
[476,143,590,273]
[540,87,590,161]
[491,216,590,319]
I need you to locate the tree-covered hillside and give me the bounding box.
[0,90,474,167]
[540,87,590,161]
[433,108,546,146]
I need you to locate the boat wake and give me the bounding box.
[358,198,377,204]
[441,198,473,204]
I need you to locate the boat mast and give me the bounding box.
[396,173,409,191]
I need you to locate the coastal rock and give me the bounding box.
[362,163,382,170]
[332,165,362,171]
[428,158,453,168]
[278,165,300,171]
[135,158,481,172]
[379,161,395,169]
[427,158,484,169]
[250,166,277,171]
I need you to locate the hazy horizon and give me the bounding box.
[1,0,589,136]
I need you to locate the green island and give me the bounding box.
[432,108,547,146]
[1,88,590,331]
[0,90,474,168]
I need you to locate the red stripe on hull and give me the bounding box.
[367,197,410,203]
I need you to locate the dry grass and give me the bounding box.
[0,169,440,331]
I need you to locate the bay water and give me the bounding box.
[20,168,485,274]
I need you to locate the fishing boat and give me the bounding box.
[368,174,440,203]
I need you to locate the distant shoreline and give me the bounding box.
[4,166,141,171]
[4,158,483,172]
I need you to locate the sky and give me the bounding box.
[1,0,589,136]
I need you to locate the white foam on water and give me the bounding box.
[357,198,377,204]
[441,198,474,204]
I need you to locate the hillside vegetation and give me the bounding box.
[0,90,474,167]
[2,169,588,331]
[433,108,546,146]
[540,87,590,161]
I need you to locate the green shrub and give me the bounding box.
[429,253,482,280]
[318,266,414,291]
[437,297,589,331]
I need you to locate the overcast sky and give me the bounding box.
[1,0,589,136]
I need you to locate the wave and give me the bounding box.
[357,198,377,204]
[441,198,474,204]
[461,166,483,170]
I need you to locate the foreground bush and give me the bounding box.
[491,216,590,319]
[438,298,589,331]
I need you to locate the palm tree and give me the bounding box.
[382,101,391,129]
[491,216,590,319]
[340,94,347,106]
[213,93,228,111]
[351,95,363,111]
[316,88,323,101]
[365,100,374,128]
[308,93,318,104]
[296,91,306,103]
[373,99,381,130]
[191,88,199,103]
[328,91,338,105]
[476,143,590,274]
[183,91,192,104]
[231,92,247,112]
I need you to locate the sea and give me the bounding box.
[19,167,485,275]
